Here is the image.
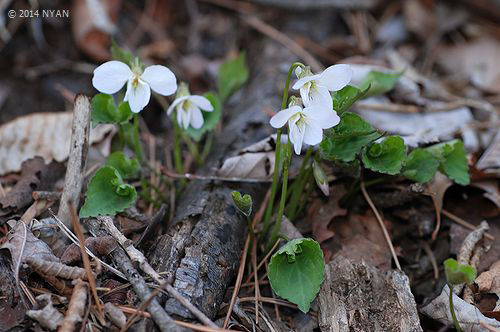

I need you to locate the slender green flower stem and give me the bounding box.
[268,141,291,249]
[173,118,184,175]
[201,132,214,162]
[117,124,126,151]
[262,62,305,234]
[180,131,202,166]
[286,147,313,220]
[133,114,145,163]
[448,284,462,332]
[297,167,314,216]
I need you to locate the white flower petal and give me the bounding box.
[141,65,177,96]
[318,64,353,91]
[290,121,305,155]
[92,61,131,94]
[126,79,151,113]
[292,74,320,90]
[188,95,214,112]
[300,83,312,107]
[190,106,204,129]
[303,107,340,129]
[167,96,189,115]
[269,106,301,128]
[303,119,323,146]
[182,108,191,129]
[309,85,333,111]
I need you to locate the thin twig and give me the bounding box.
[238,296,297,310]
[360,180,401,270]
[119,306,238,331]
[69,202,105,324]
[15,222,30,309]
[161,166,272,183]
[86,219,181,332]
[420,241,439,280]
[251,239,260,324]
[223,189,271,328]
[442,209,495,240]
[244,239,280,285]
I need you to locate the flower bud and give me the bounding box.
[288,95,302,108]
[296,66,312,79]
[176,82,190,98]
[312,160,329,196]
[231,191,253,217]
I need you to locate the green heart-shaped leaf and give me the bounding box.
[268,238,325,313]
[231,191,253,217]
[426,140,469,185]
[444,258,476,285]
[319,112,381,162]
[105,152,141,180]
[362,136,406,175]
[402,148,440,183]
[332,85,369,114]
[359,70,403,97]
[91,94,132,126]
[80,166,137,218]
[217,52,249,104]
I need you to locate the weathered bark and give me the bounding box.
[318,256,422,332]
[147,41,297,319]
[0,253,26,331]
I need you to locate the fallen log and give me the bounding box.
[318,256,422,332]
[147,40,297,319]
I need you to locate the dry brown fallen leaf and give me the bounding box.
[0,112,113,175]
[476,260,500,311]
[26,294,64,331]
[327,211,392,269]
[471,180,500,210]
[217,135,278,180]
[71,0,122,61]
[476,131,500,177]
[60,236,118,265]
[437,37,500,94]
[0,157,65,211]
[1,220,59,271]
[308,184,347,244]
[421,284,500,331]
[427,172,453,240]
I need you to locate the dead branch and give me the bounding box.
[58,279,88,332]
[25,257,89,280]
[57,94,91,228]
[104,302,127,329]
[96,216,218,329]
[85,218,182,332]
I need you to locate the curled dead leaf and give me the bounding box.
[421,284,500,331]
[0,112,113,175]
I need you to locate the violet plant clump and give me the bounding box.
[264,61,471,312]
[81,45,248,218]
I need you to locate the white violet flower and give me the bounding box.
[269,97,340,155]
[293,64,353,110]
[167,83,214,130]
[92,60,177,113]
